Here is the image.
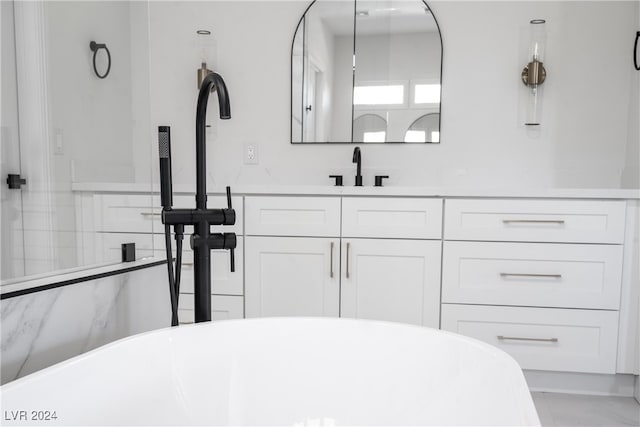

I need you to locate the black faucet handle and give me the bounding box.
[329,175,343,186]
[226,186,232,209]
[224,232,237,273]
[374,175,389,187]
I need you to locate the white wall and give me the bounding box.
[148,1,638,189]
[621,5,640,189]
[41,2,150,272]
[47,1,136,185]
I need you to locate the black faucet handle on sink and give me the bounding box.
[329,175,343,186]
[374,175,389,187]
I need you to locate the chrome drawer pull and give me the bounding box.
[502,219,565,224]
[500,273,562,279]
[346,242,351,279]
[330,242,334,278]
[497,335,558,343]
[140,212,161,217]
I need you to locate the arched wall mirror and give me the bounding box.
[291,0,442,144]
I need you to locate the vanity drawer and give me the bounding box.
[178,295,244,324]
[161,194,244,235]
[444,199,626,243]
[245,196,341,237]
[94,194,158,233]
[342,197,442,239]
[441,304,619,374]
[95,194,243,235]
[442,241,623,309]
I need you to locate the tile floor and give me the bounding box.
[532,392,640,427]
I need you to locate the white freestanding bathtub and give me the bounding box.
[1,318,540,426]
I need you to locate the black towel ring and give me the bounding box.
[89,41,111,79]
[634,31,640,71]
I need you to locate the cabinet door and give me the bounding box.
[341,239,442,328]
[245,236,339,317]
[174,236,244,296]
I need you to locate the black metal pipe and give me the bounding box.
[196,72,230,210]
[352,146,362,186]
[193,71,231,323]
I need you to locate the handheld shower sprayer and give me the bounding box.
[158,126,173,210]
[158,126,180,326]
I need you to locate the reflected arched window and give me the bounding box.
[353,114,387,143]
[404,113,440,143]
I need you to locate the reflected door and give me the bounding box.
[1,0,26,279]
[1,1,56,280]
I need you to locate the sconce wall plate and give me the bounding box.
[521,60,546,86]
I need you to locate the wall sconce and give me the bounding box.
[521,19,546,126]
[196,30,213,90]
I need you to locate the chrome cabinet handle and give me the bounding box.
[502,219,565,224]
[500,273,562,279]
[498,335,558,343]
[140,212,161,217]
[346,242,350,279]
[330,241,334,278]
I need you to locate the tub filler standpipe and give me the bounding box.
[158,72,236,326]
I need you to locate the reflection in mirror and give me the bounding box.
[291,0,442,144]
[404,113,440,143]
[353,114,387,143]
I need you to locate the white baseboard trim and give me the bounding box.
[524,370,637,397]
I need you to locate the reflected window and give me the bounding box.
[414,83,440,104]
[404,113,439,143]
[354,85,404,105]
[354,114,387,143]
[363,131,386,143]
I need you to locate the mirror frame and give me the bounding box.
[290,0,443,144]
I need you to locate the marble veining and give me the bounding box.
[1,265,170,384]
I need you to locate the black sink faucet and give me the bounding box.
[158,71,236,325]
[352,146,362,186]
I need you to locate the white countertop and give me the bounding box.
[72,182,640,200]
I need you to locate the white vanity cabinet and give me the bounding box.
[245,236,340,317]
[244,196,443,328]
[340,198,443,327]
[340,238,441,327]
[244,196,341,318]
[76,192,245,323]
[440,198,627,374]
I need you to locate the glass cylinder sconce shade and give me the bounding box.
[196,30,213,90]
[521,19,547,126]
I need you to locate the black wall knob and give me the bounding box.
[6,174,26,189]
[374,175,389,187]
[329,175,343,186]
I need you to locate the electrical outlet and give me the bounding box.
[244,144,259,165]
